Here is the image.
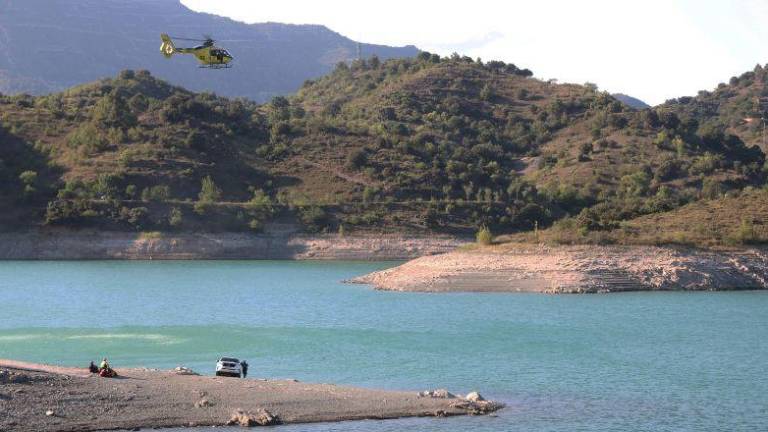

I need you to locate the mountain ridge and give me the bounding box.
[0,0,418,101]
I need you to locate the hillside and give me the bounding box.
[665,64,768,151]
[0,55,766,244]
[514,188,768,247]
[0,0,418,102]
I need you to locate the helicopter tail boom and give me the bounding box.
[160,34,176,58]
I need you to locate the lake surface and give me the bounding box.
[1,261,767,431]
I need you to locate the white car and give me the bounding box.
[215,357,242,377]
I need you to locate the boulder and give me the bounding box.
[226,409,279,427]
[195,398,213,408]
[417,389,455,399]
[174,366,199,376]
[465,391,485,402]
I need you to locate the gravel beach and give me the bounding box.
[0,360,501,432]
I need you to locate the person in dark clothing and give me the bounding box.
[240,360,248,378]
[88,361,98,374]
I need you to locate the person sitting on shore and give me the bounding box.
[241,360,248,378]
[99,358,110,371]
[88,361,98,374]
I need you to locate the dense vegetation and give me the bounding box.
[1,55,767,246]
[665,64,768,151]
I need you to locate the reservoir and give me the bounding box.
[1,260,766,431]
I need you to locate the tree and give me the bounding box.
[346,149,368,169]
[268,96,290,122]
[198,176,222,203]
[92,91,136,128]
[618,171,651,198]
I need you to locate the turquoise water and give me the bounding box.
[1,261,767,431]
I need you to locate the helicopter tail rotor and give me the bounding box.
[160,34,176,58]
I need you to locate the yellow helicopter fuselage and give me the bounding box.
[160,34,233,68]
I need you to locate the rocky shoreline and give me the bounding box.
[349,244,768,293]
[0,230,466,260]
[0,360,502,432]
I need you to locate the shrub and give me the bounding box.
[18,170,37,185]
[193,201,210,215]
[248,218,263,232]
[729,218,757,245]
[701,178,722,200]
[247,189,274,212]
[168,207,183,227]
[92,92,136,128]
[68,123,108,154]
[689,153,723,175]
[346,149,368,169]
[476,226,493,245]
[618,171,651,198]
[299,206,330,232]
[198,176,221,203]
[122,206,149,228]
[141,185,170,202]
[479,84,494,101]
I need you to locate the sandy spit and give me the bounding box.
[348,244,768,293]
[0,360,501,432]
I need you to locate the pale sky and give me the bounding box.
[181,0,768,105]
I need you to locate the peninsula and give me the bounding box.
[0,360,501,432]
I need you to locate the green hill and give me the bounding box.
[514,188,768,248]
[665,64,768,151]
[1,55,766,244]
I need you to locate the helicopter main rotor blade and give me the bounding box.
[168,36,210,42]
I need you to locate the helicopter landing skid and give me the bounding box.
[200,64,232,70]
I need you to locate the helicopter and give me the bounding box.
[160,34,233,69]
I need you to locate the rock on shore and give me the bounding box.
[349,244,768,293]
[0,361,502,432]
